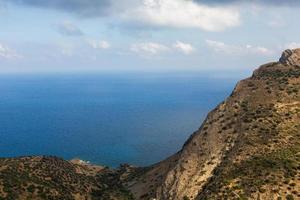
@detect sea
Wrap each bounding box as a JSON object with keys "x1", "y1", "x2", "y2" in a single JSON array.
[{"x1": 0, "y1": 72, "x2": 241, "y2": 167}]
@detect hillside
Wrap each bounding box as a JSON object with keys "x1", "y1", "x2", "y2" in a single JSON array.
[
  {"x1": 128, "y1": 49, "x2": 300, "y2": 200},
  {"x1": 0, "y1": 156, "x2": 134, "y2": 200},
  {"x1": 0, "y1": 49, "x2": 300, "y2": 200}
]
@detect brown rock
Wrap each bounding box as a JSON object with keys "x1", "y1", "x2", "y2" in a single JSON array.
[{"x1": 279, "y1": 48, "x2": 300, "y2": 66}]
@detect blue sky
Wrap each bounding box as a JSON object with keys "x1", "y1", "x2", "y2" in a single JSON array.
[{"x1": 0, "y1": 0, "x2": 300, "y2": 73}]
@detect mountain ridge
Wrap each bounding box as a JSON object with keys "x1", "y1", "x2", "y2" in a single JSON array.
[{"x1": 127, "y1": 48, "x2": 300, "y2": 200}]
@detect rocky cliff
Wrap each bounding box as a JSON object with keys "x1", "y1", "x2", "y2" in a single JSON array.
[
  {"x1": 0, "y1": 49, "x2": 299, "y2": 200},
  {"x1": 127, "y1": 49, "x2": 300, "y2": 200}
]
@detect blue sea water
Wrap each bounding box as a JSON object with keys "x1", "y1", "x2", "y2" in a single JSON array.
[{"x1": 0, "y1": 72, "x2": 239, "y2": 167}]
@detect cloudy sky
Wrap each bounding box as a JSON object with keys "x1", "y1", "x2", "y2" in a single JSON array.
[{"x1": 0, "y1": 0, "x2": 299, "y2": 73}]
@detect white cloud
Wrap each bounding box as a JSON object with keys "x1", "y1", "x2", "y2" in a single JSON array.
[
  {"x1": 87, "y1": 39, "x2": 111, "y2": 49},
  {"x1": 173, "y1": 41, "x2": 195, "y2": 55},
  {"x1": 206, "y1": 40, "x2": 273, "y2": 56},
  {"x1": 206, "y1": 40, "x2": 239, "y2": 54},
  {"x1": 120, "y1": 0, "x2": 240, "y2": 31},
  {"x1": 285, "y1": 42, "x2": 300, "y2": 50},
  {"x1": 57, "y1": 21, "x2": 83, "y2": 36},
  {"x1": 130, "y1": 42, "x2": 169, "y2": 55},
  {"x1": 246, "y1": 45, "x2": 274, "y2": 55},
  {"x1": 0, "y1": 43, "x2": 21, "y2": 59}
]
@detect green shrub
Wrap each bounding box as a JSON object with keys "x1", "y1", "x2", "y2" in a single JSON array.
[
  {"x1": 183, "y1": 196, "x2": 190, "y2": 200},
  {"x1": 286, "y1": 194, "x2": 294, "y2": 200}
]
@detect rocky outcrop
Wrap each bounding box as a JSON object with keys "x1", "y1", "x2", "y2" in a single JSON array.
[{"x1": 279, "y1": 48, "x2": 300, "y2": 66}]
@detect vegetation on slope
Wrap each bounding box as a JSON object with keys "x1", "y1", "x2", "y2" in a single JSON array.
[
  {"x1": 128, "y1": 49, "x2": 300, "y2": 200},
  {"x1": 198, "y1": 59, "x2": 300, "y2": 200},
  {"x1": 0, "y1": 156, "x2": 134, "y2": 200}
]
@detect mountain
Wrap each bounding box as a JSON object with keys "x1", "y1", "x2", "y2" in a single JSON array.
[
  {"x1": 0, "y1": 49, "x2": 299, "y2": 200},
  {"x1": 128, "y1": 48, "x2": 300, "y2": 200}
]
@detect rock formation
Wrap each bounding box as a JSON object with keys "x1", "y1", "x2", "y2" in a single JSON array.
[{"x1": 279, "y1": 48, "x2": 300, "y2": 66}]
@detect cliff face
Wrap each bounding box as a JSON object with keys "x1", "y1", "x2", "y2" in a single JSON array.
[
  {"x1": 0, "y1": 49, "x2": 299, "y2": 200},
  {"x1": 128, "y1": 49, "x2": 300, "y2": 200}
]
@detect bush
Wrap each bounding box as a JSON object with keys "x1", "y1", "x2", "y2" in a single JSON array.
[
  {"x1": 183, "y1": 196, "x2": 190, "y2": 200},
  {"x1": 286, "y1": 194, "x2": 294, "y2": 200}
]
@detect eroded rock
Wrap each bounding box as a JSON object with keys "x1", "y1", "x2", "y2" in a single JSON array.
[{"x1": 279, "y1": 48, "x2": 300, "y2": 66}]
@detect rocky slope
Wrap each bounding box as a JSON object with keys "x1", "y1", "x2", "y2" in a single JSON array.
[
  {"x1": 127, "y1": 49, "x2": 300, "y2": 200},
  {"x1": 0, "y1": 49, "x2": 299, "y2": 200}
]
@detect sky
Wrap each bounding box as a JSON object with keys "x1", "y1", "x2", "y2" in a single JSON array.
[{"x1": 0, "y1": 0, "x2": 300, "y2": 74}]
